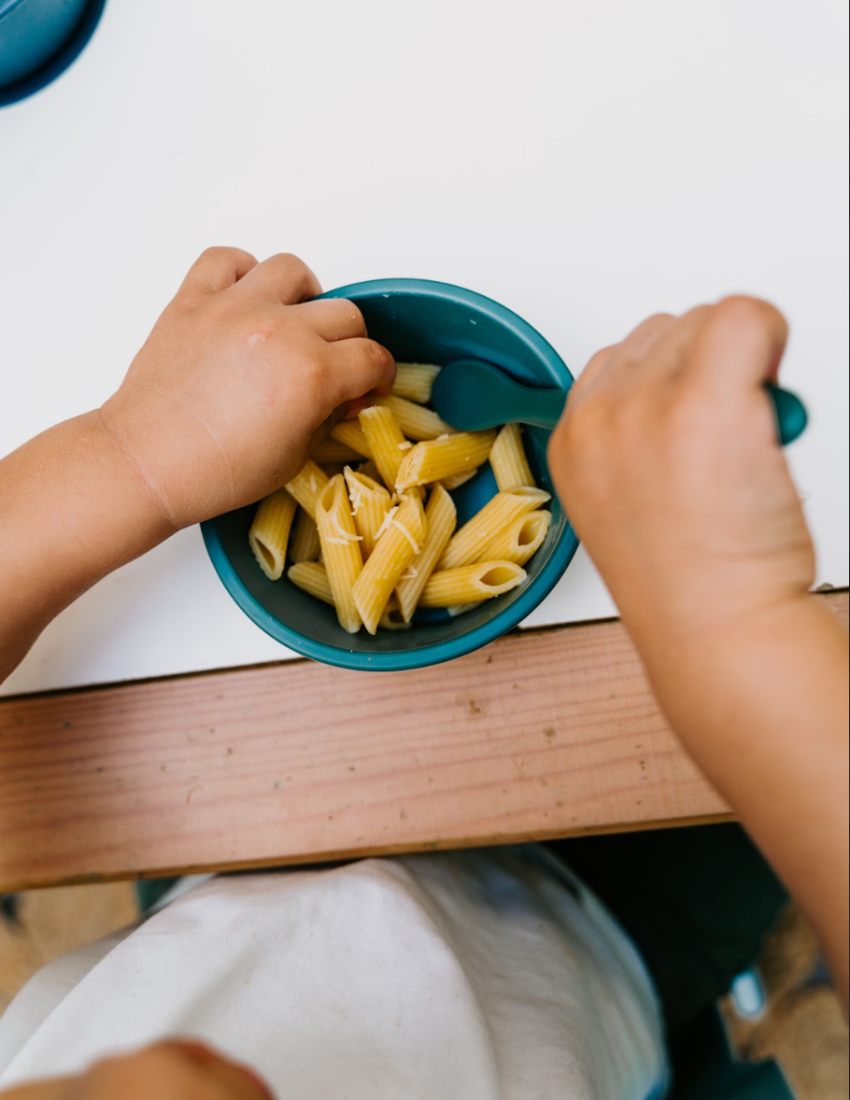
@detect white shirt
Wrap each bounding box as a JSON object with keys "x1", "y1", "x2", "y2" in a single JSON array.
[{"x1": 0, "y1": 847, "x2": 669, "y2": 1099}]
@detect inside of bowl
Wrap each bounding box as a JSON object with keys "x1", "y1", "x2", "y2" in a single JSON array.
[{"x1": 208, "y1": 284, "x2": 574, "y2": 659}]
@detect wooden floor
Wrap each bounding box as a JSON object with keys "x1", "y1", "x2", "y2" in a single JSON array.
[{"x1": 0, "y1": 589, "x2": 845, "y2": 893}]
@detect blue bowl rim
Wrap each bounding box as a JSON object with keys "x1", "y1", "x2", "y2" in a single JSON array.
[
  {"x1": 201, "y1": 277, "x2": 579, "y2": 672},
  {"x1": 0, "y1": 0, "x2": 107, "y2": 108}
]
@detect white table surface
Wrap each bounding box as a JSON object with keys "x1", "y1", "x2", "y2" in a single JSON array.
[{"x1": 1, "y1": 0, "x2": 847, "y2": 697}]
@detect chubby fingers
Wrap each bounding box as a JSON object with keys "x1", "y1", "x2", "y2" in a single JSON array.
[
  {"x1": 688, "y1": 296, "x2": 789, "y2": 391},
  {"x1": 238, "y1": 252, "x2": 322, "y2": 304},
  {"x1": 297, "y1": 298, "x2": 367, "y2": 342},
  {"x1": 327, "y1": 338, "x2": 396, "y2": 406},
  {"x1": 180, "y1": 246, "x2": 259, "y2": 294}
]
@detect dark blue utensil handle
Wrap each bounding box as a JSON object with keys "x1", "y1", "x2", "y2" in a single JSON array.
[{"x1": 519, "y1": 381, "x2": 806, "y2": 446}]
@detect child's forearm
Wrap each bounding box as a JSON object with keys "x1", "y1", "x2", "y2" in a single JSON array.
[
  {"x1": 0, "y1": 412, "x2": 173, "y2": 683},
  {"x1": 633, "y1": 596, "x2": 850, "y2": 1002}
]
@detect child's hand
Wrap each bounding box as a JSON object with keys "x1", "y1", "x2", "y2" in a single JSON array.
[
  {"x1": 100, "y1": 248, "x2": 395, "y2": 529},
  {"x1": 548, "y1": 296, "x2": 815, "y2": 646},
  {"x1": 0, "y1": 1039, "x2": 273, "y2": 1099}
]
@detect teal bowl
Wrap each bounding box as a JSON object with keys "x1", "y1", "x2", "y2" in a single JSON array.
[{"x1": 202, "y1": 278, "x2": 578, "y2": 671}]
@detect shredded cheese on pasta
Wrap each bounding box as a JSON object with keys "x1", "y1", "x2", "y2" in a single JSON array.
[
  {"x1": 398, "y1": 441, "x2": 413, "y2": 450},
  {"x1": 391, "y1": 519, "x2": 421, "y2": 555},
  {"x1": 330, "y1": 514, "x2": 362, "y2": 543},
  {"x1": 374, "y1": 505, "x2": 399, "y2": 542},
  {"x1": 345, "y1": 469, "x2": 366, "y2": 516},
  {"x1": 400, "y1": 566, "x2": 419, "y2": 581}
]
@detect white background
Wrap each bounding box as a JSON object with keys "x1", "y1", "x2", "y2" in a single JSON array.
[{"x1": 1, "y1": 0, "x2": 847, "y2": 696}]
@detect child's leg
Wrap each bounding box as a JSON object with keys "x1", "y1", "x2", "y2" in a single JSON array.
[{"x1": 546, "y1": 824, "x2": 787, "y2": 1038}]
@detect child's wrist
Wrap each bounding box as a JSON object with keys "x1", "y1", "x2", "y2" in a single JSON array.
[
  {"x1": 630, "y1": 590, "x2": 821, "y2": 707},
  {"x1": 77, "y1": 408, "x2": 177, "y2": 551},
  {"x1": 95, "y1": 402, "x2": 182, "y2": 535}
]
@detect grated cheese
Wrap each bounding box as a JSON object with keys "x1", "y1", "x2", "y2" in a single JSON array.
[
  {"x1": 331, "y1": 513, "x2": 362, "y2": 543},
  {"x1": 374, "y1": 505, "x2": 399, "y2": 542},
  {"x1": 345, "y1": 468, "x2": 366, "y2": 516},
  {"x1": 391, "y1": 518, "x2": 421, "y2": 555}
]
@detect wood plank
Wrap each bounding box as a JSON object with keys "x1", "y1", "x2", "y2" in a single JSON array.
[{"x1": 1, "y1": 590, "x2": 846, "y2": 892}]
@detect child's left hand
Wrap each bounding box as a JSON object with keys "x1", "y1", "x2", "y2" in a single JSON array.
[{"x1": 100, "y1": 248, "x2": 395, "y2": 529}]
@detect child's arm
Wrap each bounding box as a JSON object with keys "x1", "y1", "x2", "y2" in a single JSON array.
[
  {"x1": 0, "y1": 249, "x2": 394, "y2": 684},
  {"x1": 549, "y1": 297, "x2": 849, "y2": 1003}
]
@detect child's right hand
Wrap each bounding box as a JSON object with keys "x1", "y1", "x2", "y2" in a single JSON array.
[
  {"x1": 100, "y1": 248, "x2": 395, "y2": 530},
  {"x1": 548, "y1": 296, "x2": 816, "y2": 649}
]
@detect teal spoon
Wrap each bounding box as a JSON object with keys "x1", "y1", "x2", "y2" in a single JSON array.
[{"x1": 431, "y1": 359, "x2": 808, "y2": 446}]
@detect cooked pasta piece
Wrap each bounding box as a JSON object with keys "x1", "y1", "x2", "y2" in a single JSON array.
[
  {"x1": 438, "y1": 487, "x2": 551, "y2": 570},
  {"x1": 395, "y1": 484, "x2": 457, "y2": 622},
  {"x1": 392, "y1": 363, "x2": 441, "y2": 404},
  {"x1": 419, "y1": 561, "x2": 527, "y2": 607},
  {"x1": 372, "y1": 394, "x2": 456, "y2": 440},
  {"x1": 447, "y1": 601, "x2": 483, "y2": 617},
  {"x1": 379, "y1": 596, "x2": 411, "y2": 631},
  {"x1": 357, "y1": 458, "x2": 381, "y2": 482},
  {"x1": 352, "y1": 492, "x2": 427, "y2": 634},
  {"x1": 359, "y1": 405, "x2": 408, "y2": 491},
  {"x1": 476, "y1": 510, "x2": 552, "y2": 566},
  {"x1": 330, "y1": 421, "x2": 372, "y2": 458},
  {"x1": 403, "y1": 489, "x2": 428, "y2": 542},
  {"x1": 395, "y1": 430, "x2": 496, "y2": 491},
  {"x1": 312, "y1": 438, "x2": 363, "y2": 464},
  {"x1": 248, "y1": 489, "x2": 297, "y2": 580},
  {"x1": 289, "y1": 508, "x2": 321, "y2": 563},
  {"x1": 287, "y1": 561, "x2": 334, "y2": 605},
  {"x1": 489, "y1": 423, "x2": 535, "y2": 491},
  {"x1": 344, "y1": 466, "x2": 392, "y2": 557},
  {"x1": 441, "y1": 468, "x2": 479, "y2": 491},
  {"x1": 315, "y1": 475, "x2": 364, "y2": 633},
  {"x1": 285, "y1": 460, "x2": 329, "y2": 520}
]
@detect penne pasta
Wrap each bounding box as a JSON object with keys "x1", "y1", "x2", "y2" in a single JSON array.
[
  {"x1": 476, "y1": 510, "x2": 552, "y2": 566},
  {"x1": 392, "y1": 363, "x2": 441, "y2": 404},
  {"x1": 289, "y1": 508, "x2": 321, "y2": 563},
  {"x1": 441, "y1": 468, "x2": 479, "y2": 491},
  {"x1": 438, "y1": 487, "x2": 551, "y2": 570},
  {"x1": 352, "y1": 492, "x2": 427, "y2": 635},
  {"x1": 312, "y1": 438, "x2": 363, "y2": 464},
  {"x1": 395, "y1": 484, "x2": 457, "y2": 622},
  {"x1": 395, "y1": 430, "x2": 496, "y2": 491},
  {"x1": 447, "y1": 601, "x2": 484, "y2": 617},
  {"x1": 248, "y1": 489, "x2": 297, "y2": 580},
  {"x1": 357, "y1": 458, "x2": 381, "y2": 483},
  {"x1": 372, "y1": 394, "x2": 456, "y2": 440},
  {"x1": 419, "y1": 561, "x2": 527, "y2": 607},
  {"x1": 287, "y1": 561, "x2": 334, "y2": 605},
  {"x1": 330, "y1": 421, "x2": 372, "y2": 458},
  {"x1": 379, "y1": 596, "x2": 412, "y2": 631},
  {"x1": 315, "y1": 475, "x2": 364, "y2": 633},
  {"x1": 344, "y1": 466, "x2": 392, "y2": 557},
  {"x1": 285, "y1": 459, "x2": 330, "y2": 521},
  {"x1": 250, "y1": 389, "x2": 552, "y2": 632},
  {"x1": 359, "y1": 405, "x2": 408, "y2": 491},
  {"x1": 489, "y1": 423, "x2": 535, "y2": 491}
]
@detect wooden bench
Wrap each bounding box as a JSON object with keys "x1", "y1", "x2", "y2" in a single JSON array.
[{"x1": 1, "y1": 589, "x2": 845, "y2": 892}]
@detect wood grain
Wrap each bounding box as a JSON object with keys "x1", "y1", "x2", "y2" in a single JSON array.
[{"x1": 1, "y1": 591, "x2": 846, "y2": 892}]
